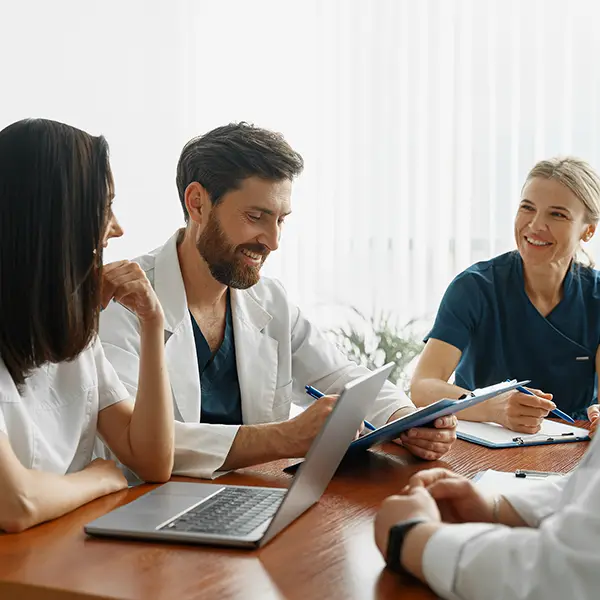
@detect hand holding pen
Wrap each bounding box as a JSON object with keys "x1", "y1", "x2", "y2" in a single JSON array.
[
  {"x1": 490, "y1": 383, "x2": 557, "y2": 434},
  {"x1": 505, "y1": 380, "x2": 575, "y2": 425},
  {"x1": 305, "y1": 385, "x2": 376, "y2": 433}
]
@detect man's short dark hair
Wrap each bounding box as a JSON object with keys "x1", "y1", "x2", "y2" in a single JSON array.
[
  {"x1": 176, "y1": 122, "x2": 304, "y2": 221},
  {"x1": 0, "y1": 119, "x2": 110, "y2": 388}
]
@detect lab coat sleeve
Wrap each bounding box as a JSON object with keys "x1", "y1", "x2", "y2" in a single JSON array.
[
  {"x1": 283, "y1": 286, "x2": 415, "y2": 428},
  {"x1": 421, "y1": 458, "x2": 600, "y2": 600},
  {"x1": 99, "y1": 300, "x2": 239, "y2": 479}
]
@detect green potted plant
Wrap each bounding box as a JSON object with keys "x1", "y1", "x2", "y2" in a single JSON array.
[{"x1": 330, "y1": 308, "x2": 425, "y2": 392}]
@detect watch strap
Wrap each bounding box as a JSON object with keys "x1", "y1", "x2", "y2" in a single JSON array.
[{"x1": 386, "y1": 517, "x2": 428, "y2": 574}]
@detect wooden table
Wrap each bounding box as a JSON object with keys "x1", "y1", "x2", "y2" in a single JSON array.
[{"x1": 0, "y1": 424, "x2": 590, "y2": 600}]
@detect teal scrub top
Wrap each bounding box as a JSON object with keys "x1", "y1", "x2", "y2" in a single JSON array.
[
  {"x1": 426, "y1": 251, "x2": 600, "y2": 418},
  {"x1": 190, "y1": 292, "x2": 243, "y2": 425}
]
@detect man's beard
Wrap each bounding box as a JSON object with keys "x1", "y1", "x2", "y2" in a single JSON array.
[{"x1": 196, "y1": 213, "x2": 268, "y2": 289}]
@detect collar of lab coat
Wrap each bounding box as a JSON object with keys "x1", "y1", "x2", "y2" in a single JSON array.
[
  {"x1": 152, "y1": 230, "x2": 277, "y2": 424},
  {"x1": 153, "y1": 230, "x2": 273, "y2": 334}
]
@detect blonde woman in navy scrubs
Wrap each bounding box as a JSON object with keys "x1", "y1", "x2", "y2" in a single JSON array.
[{"x1": 411, "y1": 157, "x2": 600, "y2": 438}]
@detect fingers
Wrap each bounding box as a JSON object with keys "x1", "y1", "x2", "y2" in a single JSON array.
[
  {"x1": 507, "y1": 417, "x2": 543, "y2": 434},
  {"x1": 426, "y1": 477, "x2": 474, "y2": 500},
  {"x1": 508, "y1": 403, "x2": 552, "y2": 419},
  {"x1": 101, "y1": 261, "x2": 143, "y2": 308},
  {"x1": 399, "y1": 425, "x2": 456, "y2": 460},
  {"x1": 401, "y1": 440, "x2": 445, "y2": 461},
  {"x1": 401, "y1": 437, "x2": 452, "y2": 458},
  {"x1": 433, "y1": 415, "x2": 457, "y2": 429},
  {"x1": 512, "y1": 391, "x2": 556, "y2": 412},
  {"x1": 402, "y1": 427, "x2": 456, "y2": 444},
  {"x1": 587, "y1": 404, "x2": 600, "y2": 421},
  {"x1": 408, "y1": 468, "x2": 458, "y2": 489},
  {"x1": 526, "y1": 387, "x2": 553, "y2": 400},
  {"x1": 111, "y1": 280, "x2": 149, "y2": 304},
  {"x1": 317, "y1": 394, "x2": 338, "y2": 408}
]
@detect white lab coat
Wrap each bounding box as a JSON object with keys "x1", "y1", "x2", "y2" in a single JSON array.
[
  {"x1": 99, "y1": 231, "x2": 413, "y2": 478},
  {"x1": 422, "y1": 432, "x2": 600, "y2": 599}
]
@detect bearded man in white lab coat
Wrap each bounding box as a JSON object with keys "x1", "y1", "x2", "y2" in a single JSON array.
[{"x1": 99, "y1": 122, "x2": 457, "y2": 479}]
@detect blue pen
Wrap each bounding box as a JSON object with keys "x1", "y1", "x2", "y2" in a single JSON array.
[
  {"x1": 305, "y1": 385, "x2": 376, "y2": 431},
  {"x1": 506, "y1": 380, "x2": 575, "y2": 424}
]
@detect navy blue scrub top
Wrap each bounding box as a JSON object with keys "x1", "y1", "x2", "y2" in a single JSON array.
[
  {"x1": 426, "y1": 251, "x2": 600, "y2": 418},
  {"x1": 190, "y1": 292, "x2": 243, "y2": 425}
]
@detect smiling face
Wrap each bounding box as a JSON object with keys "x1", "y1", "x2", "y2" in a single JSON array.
[
  {"x1": 195, "y1": 176, "x2": 292, "y2": 288},
  {"x1": 515, "y1": 176, "x2": 596, "y2": 268}
]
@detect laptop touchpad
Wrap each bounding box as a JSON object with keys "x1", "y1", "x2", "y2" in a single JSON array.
[{"x1": 88, "y1": 483, "x2": 223, "y2": 532}]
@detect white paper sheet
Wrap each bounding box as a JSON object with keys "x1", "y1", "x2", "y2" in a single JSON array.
[
  {"x1": 473, "y1": 469, "x2": 564, "y2": 495},
  {"x1": 457, "y1": 419, "x2": 589, "y2": 445}
]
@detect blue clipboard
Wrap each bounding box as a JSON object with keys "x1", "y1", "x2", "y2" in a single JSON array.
[
  {"x1": 283, "y1": 380, "x2": 530, "y2": 474},
  {"x1": 456, "y1": 424, "x2": 590, "y2": 448},
  {"x1": 348, "y1": 379, "x2": 530, "y2": 452},
  {"x1": 456, "y1": 433, "x2": 589, "y2": 448}
]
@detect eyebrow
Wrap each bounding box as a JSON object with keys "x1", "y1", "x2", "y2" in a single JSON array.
[
  {"x1": 248, "y1": 206, "x2": 292, "y2": 217},
  {"x1": 521, "y1": 199, "x2": 571, "y2": 213}
]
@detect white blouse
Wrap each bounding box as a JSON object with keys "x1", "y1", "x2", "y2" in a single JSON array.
[{"x1": 0, "y1": 338, "x2": 129, "y2": 474}]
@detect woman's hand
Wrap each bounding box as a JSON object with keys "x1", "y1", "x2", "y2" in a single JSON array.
[
  {"x1": 488, "y1": 387, "x2": 555, "y2": 433},
  {"x1": 102, "y1": 261, "x2": 164, "y2": 326},
  {"x1": 82, "y1": 458, "x2": 128, "y2": 495}
]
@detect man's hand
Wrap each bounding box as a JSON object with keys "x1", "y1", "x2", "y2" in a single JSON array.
[
  {"x1": 588, "y1": 404, "x2": 599, "y2": 438},
  {"x1": 374, "y1": 485, "x2": 441, "y2": 558},
  {"x1": 389, "y1": 410, "x2": 457, "y2": 460},
  {"x1": 489, "y1": 387, "x2": 555, "y2": 433},
  {"x1": 281, "y1": 395, "x2": 338, "y2": 457},
  {"x1": 406, "y1": 468, "x2": 494, "y2": 523}
]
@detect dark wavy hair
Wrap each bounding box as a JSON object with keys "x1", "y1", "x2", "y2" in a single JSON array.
[
  {"x1": 0, "y1": 118, "x2": 110, "y2": 387},
  {"x1": 176, "y1": 122, "x2": 304, "y2": 221}
]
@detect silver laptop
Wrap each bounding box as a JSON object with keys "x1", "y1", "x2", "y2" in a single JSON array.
[{"x1": 84, "y1": 363, "x2": 393, "y2": 549}]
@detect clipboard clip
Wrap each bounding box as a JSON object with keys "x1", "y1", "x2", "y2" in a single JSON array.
[{"x1": 512, "y1": 432, "x2": 575, "y2": 444}]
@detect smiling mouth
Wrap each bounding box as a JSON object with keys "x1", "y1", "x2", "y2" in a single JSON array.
[
  {"x1": 524, "y1": 235, "x2": 552, "y2": 247},
  {"x1": 240, "y1": 248, "x2": 265, "y2": 264}
]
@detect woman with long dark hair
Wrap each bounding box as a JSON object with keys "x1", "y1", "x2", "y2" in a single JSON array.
[{"x1": 0, "y1": 119, "x2": 174, "y2": 532}]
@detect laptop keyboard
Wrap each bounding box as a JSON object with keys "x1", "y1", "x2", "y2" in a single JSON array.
[{"x1": 162, "y1": 487, "x2": 286, "y2": 537}]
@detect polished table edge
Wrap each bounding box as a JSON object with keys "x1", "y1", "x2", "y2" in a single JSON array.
[
  {"x1": 0, "y1": 420, "x2": 591, "y2": 600},
  {"x1": 0, "y1": 580, "x2": 116, "y2": 600}
]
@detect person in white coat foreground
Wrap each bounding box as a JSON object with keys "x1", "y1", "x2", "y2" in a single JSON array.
[
  {"x1": 374, "y1": 432, "x2": 600, "y2": 599},
  {"x1": 99, "y1": 122, "x2": 457, "y2": 479},
  {"x1": 0, "y1": 119, "x2": 174, "y2": 533}
]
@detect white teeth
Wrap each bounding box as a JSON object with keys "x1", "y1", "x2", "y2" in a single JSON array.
[
  {"x1": 241, "y1": 249, "x2": 262, "y2": 260},
  {"x1": 525, "y1": 236, "x2": 551, "y2": 247}
]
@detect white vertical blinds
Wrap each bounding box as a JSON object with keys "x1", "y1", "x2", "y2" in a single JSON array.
[{"x1": 2, "y1": 0, "x2": 600, "y2": 330}]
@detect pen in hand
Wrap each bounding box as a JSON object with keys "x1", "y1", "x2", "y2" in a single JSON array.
[
  {"x1": 506, "y1": 380, "x2": 575, "y2": 425},
  {"x1": 305, "y1": 385, "x2": 376, "y2": 431}
]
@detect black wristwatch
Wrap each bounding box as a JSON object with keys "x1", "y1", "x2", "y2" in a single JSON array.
[{"x1": 386, "y1": 518, "x2": 428, "y2": 574}]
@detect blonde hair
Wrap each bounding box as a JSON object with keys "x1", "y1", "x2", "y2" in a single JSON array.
[{"x1": 523, "y1": 156, "x2": 600, "y2": 267}]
